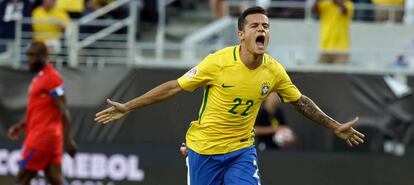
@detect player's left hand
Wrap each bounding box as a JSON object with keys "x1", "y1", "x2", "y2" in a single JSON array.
[
  {"x1": 333, "y1": 117, "x2": 365, "y2": 147},
  {"x1": 65, "y1": 139, "x2": 77, "y2": 158},
  {"x1": 95, "y1": 99, "x2": 129, "y2": 124}
]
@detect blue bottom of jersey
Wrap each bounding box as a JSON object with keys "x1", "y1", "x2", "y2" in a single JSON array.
[{"x1": 186, "y1": 146, "x2": 261, "y2": 185}]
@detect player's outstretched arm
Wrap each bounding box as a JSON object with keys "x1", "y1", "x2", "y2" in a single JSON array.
[
  {"x1": 95, "y1": 80, "x2": 184, "y2": 124},
  {"x1": 290, "y1": 95, "x2": 365, "y2": 147},
  {"x1": 7, "y1": 119, "x2": 26, "y2": 140}
]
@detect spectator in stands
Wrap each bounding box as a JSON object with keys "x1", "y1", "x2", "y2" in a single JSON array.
[
  {"x1": 56, "y1": 0, "x2": 85, "y2": 19},
  {"x1": 0, "y1": 0, "x2": 31, "y2": 52},
  {"x1": 372, "y1": 0, "x2": 404, "y2": 22},
  {"x1": 312, "y1": 0, "x2": 354, "y2": 64},
  {"x1": 255, "y1": 92, "x2": 296, "y2": 151},
  {"x1": 32, "y1": 0, "x2": 69, "y2": 54}
]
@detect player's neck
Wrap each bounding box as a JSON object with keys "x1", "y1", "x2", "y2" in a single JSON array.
[{"x1": 239, "y1": 45, "x2": 263, "y2": 70}]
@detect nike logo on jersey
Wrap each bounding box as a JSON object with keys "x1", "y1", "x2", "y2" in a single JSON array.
[{"x1": 221, "y1": 84, "x2": 234, "y2": 88}]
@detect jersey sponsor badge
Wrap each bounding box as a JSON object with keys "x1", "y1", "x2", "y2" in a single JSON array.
[{"x1": 184, "y1": 66, "x2": 198, "y2": 80}]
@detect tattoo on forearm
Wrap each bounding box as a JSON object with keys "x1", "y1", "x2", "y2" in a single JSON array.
[{"x1": 291, "y1": 95, "x2": 338, "y2": 130}]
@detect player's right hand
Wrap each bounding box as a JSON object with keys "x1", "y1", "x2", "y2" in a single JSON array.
[
  {"x1": 95, "y1": 99, "x2": 129, "y2": 124},
  {"x1": 7, "y1": 125, "x2": 22, "y2": 140}
]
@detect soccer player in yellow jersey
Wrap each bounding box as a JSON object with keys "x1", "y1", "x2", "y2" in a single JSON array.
[
  {"x1": 95, "y1": 6, "x2": 365, "y2": 185},
  {"x1": 312, "y1": 0, "x2": 354, "y2": 64}
]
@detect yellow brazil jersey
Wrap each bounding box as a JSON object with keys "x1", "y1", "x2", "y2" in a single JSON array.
[
  {"x1": 32, "y1": 7, "x2": 69, "y2": 41},
  {"x1": 177, "y1": 45, "x2": 301, "y2": 155},
  {"x1": 56, "y1": 0, "x2": 85, "y2": 13},
  {"x1": 319, "y1": 0, "x2": 354, "y2": 53},
  {"x1": 372, "y1": 0, "x2": 404, "y2": 6}
]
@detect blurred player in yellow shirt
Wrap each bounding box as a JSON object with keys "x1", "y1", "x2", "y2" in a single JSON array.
[
  {"x1": 32, "y1": 0, "x2": 69, "y2": 54},
  {"x1": 56, "y1": 0, "x2": 85, "y2": 18},
  {"x1": 95, "y1": 6, "x2": 365, "y2": 185},
  {"x1": 312, "y1": 0, "x2": 354, "y2": 64},
  {"x1": 371, "y1": 0, "x2": 404, "y2": 22}
]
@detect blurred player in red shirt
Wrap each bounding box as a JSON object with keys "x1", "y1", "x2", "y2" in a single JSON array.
[{"x1": 7, "y1": 41, "x2": 77, "y2": 185}]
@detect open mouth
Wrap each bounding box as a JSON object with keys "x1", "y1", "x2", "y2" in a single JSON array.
[{"x1": 256, "y1": 35, "x2": 265, "y2": 48}]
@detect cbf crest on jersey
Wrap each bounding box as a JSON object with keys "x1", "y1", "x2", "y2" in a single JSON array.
[
  {"x1": 184, "y1": 66, "x2": 198, "y2": 80},
  {"x1": 261, "y1": 82, "x2": 270, "y2": 96}
]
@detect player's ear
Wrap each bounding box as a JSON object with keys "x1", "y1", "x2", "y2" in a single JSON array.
[{"x1": 238, "y1": 30, "x2": 244, "y2": 42}]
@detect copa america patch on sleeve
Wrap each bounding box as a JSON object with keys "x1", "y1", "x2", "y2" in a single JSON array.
[
  {"x1": 184, "y1": 66, "x2": 198, "y2": 80},
  {"x1": 50, "y1": 85, "x2": 65, "y2": 97}
]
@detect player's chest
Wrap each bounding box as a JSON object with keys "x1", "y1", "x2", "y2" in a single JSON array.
[
  {"x1": 216, "y1": 67, "x2": 274, "y2": 100},
  {"x1": 29, "y1": 76, "x2": 48, "y2": 99}
]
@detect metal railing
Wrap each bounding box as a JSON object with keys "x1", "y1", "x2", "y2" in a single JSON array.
[
  {"x1": 4, "y1": 0, "x2": 140, "y2": 68},
  {"x1": 155, "y1": 0, "x2": 178, "y2": 60},
  {"x1": 67, "y1": 0, "x2": 140, "y2": 67},
  {"x1": 227, "y1": 0, "x2": 408, "y2": 23}
]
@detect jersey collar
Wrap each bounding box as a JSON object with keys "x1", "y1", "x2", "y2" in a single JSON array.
[{"x1": 234, "y1": 45, "x2": 267, "y2": 65}]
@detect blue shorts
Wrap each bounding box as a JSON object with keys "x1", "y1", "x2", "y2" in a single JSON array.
[{"x1": 186, "y1": 146, "x2": 261, "y2": 185}]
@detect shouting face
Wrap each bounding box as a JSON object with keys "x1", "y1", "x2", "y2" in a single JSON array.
[{"x1": 238, "y1": 13, "x2": 270, "y2": 55}]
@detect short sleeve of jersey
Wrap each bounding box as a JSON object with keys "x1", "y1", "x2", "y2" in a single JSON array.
[
  {"x1": 46, "y1": 73, "x2": 64, "y2": 97},
  {"x1": 272, "y1": 64, "x2": 301, "y2": 103},
  {"x1": 177, "y1": 54, "x2": 220, "y2": 92}
]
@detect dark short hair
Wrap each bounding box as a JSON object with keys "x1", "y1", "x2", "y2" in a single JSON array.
[
  {"x1": 27, "y1": 41, "x2": 48, "y2": 57},
  {"x1": 238, "y1": 6, "x2": 267, "y2": 31}
]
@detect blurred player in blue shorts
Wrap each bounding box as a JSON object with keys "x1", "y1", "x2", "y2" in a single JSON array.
[{"x1": 95, "y1": 6, "x2": 365, "y2": 185}]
